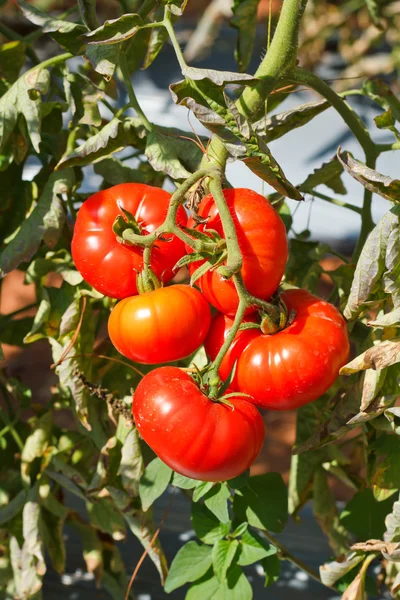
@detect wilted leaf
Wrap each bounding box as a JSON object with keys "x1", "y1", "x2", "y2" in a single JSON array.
[
  {"x1": 83, "y1": 13, "x2": 143, "y2": 45},
  {"x1": 145, "y1": 128, "x2": 203, "y2": 179},
  {"x1": 68, "y1": 514, "x2": 103, "y2": 584},
  {"x1": 384, "y1": 407, "x2": 400, "y2": 435},
  {"x1": 254, "y1": 99, "x2": 330, "y2": 143},
  {"x1": 40, "y1": 507, "x2": 66, "y2": 574},
  {"x1": 85, "y1": 43, "x2": 120, "y2": 81},
  {"x1": 231, "y1": 0, "x2": 261, "y2": 72},
  {"x1": 118, "y1": 427, "x2": 143, "y2": 497},
  {"x1": 384, "y1": 493, "x2": 400, "y2": 543},
  {"x1": 341, "y1": 340, "x2": 400, "y2": 373},
  {"x1": 0, "y1": 66, "x2": 49, "y2": 152},
  {"x1": 369, "y1": 308, "x2": 400, "y2": 328},
  {"x1": 320, "y1": 552, "x2": 365, "y2": 587},
  {"x1": 19, "y1": 0, "x2": 86, "y2": 54},
  {"x1": 21, "y1": 412, "x2": 53, "y2": 482},
  {"x1": 87, "y1": 498, "x2": 126, "y2": 540},
  {"x1": 344, "y1": 206, "x2": 400, "y2": 320},
  {"x1": 182, "y1": 65, "x2": 258, "y2": 86},
  {"x1": 300, "y1": 155, "x2": 346, "y2": 195},
  {"x1": 143, "y1": 8, "x2": 170, "y2": 68},
  {"x1": 338, "y1": 150, "x2": 400, "y2": 203},
  {"x1": 341, "y1": 569, "x2": 366, "y2": 600}
]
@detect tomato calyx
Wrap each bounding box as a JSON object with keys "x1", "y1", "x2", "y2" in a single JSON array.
[
  {"x1": 112, "y1": 202, "x2": 143, "y2": 245},
  {"x1": 258, "y1": 292, "x2": 292, "y2": 335}
]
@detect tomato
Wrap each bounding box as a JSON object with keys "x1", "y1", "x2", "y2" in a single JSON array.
[
  {"x1": 204, "y1": 313, "x2": 259, "y2": 383},
  {"x1": 133, "y1": 367, "x2": 265, "y2": 481},
  {"x1": 108, "y1": 284, "x2": 211, "y2": 364},
  {"x1": 186, "y1": 188, "x2": 288, "y2": 315},
  {"x1": 72, "y1": 183, "x2": 187, "y2": 299},
  {"x1": 236, "y1": 289, "x2": 350, "y2": 410}
]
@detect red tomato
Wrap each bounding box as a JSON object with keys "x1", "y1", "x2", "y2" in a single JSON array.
[
  {"x1": 72, "y1": 183, "x2": 187, "y2": 299},
  {"x1": 133, "y1": 367, "x2": 265, "y2": 481},
  {"x1": 186, "y1": 188, "x2": 288, "y2": 315},
  {"x1": 236, "y1": 289, "x2": 350, "y2": 410},
  {"x1": 108, "y1": 285, "x2": 211, "y2": 364},
  {"x1": 204, "y1": 313, "x2": 259, "y2": 383}
]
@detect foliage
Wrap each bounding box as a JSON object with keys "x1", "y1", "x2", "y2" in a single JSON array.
[{"x1": 0, "y1": 0, "x2": 400, "y2": 598}]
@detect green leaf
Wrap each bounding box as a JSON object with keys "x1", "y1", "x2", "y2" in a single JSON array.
[
  {"x1": 87, "y1": 498, "x2": 126, "y2": 540},
  {"x1": 338, "y1": 150, "x2": 400, "y2": 203},
  {"x1": 228, "y1": 470, "x2": 250, "y2": 489},
  {"x1": 68, "y1": 514, "x2": 103, "y2": 583},
  {"x1": 118, "y1": 427, "x2": 143, "y2": 497},
  {"x1": 237, "y1": 529, "x2": 277, "y2": 566},
  {"x1": 57, "y1": 117, "x2": 145, "y2": 168},
  {"x1": 0, "y1": 65, "x2": 50, "y2": 152},
  {"x1": 365, "y1": 0, "x2": 385, "y2": 28},
  {"x1": 0, "y1": 170, "x2": 74, "y2": 278},
  {"x1": 320, "y1": 552, "x2": 365, "y2": 587},
  {"x1": 172, "y1": 472, "x2": 198, "y2": 489},
  {"x1": 384, "y1": 407, "x2": 400, "y2": 435},
  {"x1": 233, "y1": 473, "x2": 288, "y2": 533},
  {"x1": 204, "y1": 483, "x2": 231, "y2": 523},
  {"x1": 21, "y1": 413, "x2": 53, "y2": 482},
  {"x1": 193, "y1": 481, "x2": 214, "y2": 502},
  {"x1": 40, "y1": 507, "x2": 66, "y2": 574},
  {"x1": 19, "y1": 0, "x2": 86, "y2": 54},
  {"x1": 187, "y1": 565, "x2": 252, "y2": 600},
  {"x1": 145, "y1": 128, "x2": 202, "y2": 179},
  {"x1": 344, "y1": 206, "x2": 400, "y2": 320},
  {"x1": 340, "y1": 488, "x2": 395, "y2": 541},
  {"x1": 191, "y1": 502, "x2": 231, "y2": 545},
  {"x1": 83, "y1": 13, "x2": 143, "y2": 45},
  {"x1": 231, "y1": 0, "x2": 261, "y2": 72},
  {"x1": 0, "y1": 490, "x2": 26, "y2": 526},
  {"x1": 143, "y1": 8, "x2": 170, "y2": 68},
  {"x1": 300, "y1": 155, "x2": 346, "y2": 195},
  {"x1": 254, "y1": 99, "x2": 330, "y2": 143},
  {"x1": 85, "y1": 43, "x2": 120, "y2": 81},
  {"x1": 139, "y1": 457, "x2": 172, "y2": 511},
  {"x1": 362, "y1": 79, "x2": 400, "y2": 121},
  {"x1": 0, "y1": 41, "x2": 26, "y2": 83},
  {"x1": 164, "y1": 541, "x2": 212, "y2": 593},
  {"x1": 313, "y1": 467, "x2": 351, "y2": 556},
  {"x1": 212, "y1": 539, "x2": 239, "y2": 582},
  {"x1": 370, "y1": 435, "x2": 400, "y2": 492},
  {"x1": 261, "y1": 553, "x2": 281, "y2": 587},
  {"x1": 94, "y1": 156, "x2": 147, "y2": 185}
]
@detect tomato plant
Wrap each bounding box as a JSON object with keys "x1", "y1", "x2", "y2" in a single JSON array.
[
  {"x1": 1, "y1": 0, "x2": 400, "y2": 598},
  {"x1": 72, "y1": 183, "x2": 188, "y2": 298},
  {"x1": 133, "y1": 366, "x2": 265, "y2": 481},
  {"x1": 108, "y1": 284, "x2": 211, "y2": 363},
  {"x1": 186, "y1": 188, "x2": 288, "y2": 315}
]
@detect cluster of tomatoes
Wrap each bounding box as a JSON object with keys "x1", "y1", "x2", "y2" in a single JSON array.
[{"x1": 72, "y1": 183, "x2": 350, "y2": 482}]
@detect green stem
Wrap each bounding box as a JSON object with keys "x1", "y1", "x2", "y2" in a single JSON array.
[
  {"x1": 290, "y1": 68, "x2": 376, "y2": 163},
  {"x1": 260, "y1": 529, "x2": 324, "y2": 585},
  {"x1": 32, "y1": 52, "x2": 73, "y2": 72},
  {"x1": 163, "y1": 9, "x2": 187, "y2": 71},
  {"x1": 119, "y1": 52, "x2": 153, "y2": 132},
  {"x1": 375, "y1": 141, "x2": 400, "y2": 153},
  {"x1": 311, "y1": 190, "x2": 362, "y2": 214},
  {"x1": 238, "y1": 0, "x2": 308, "y2": 121}
]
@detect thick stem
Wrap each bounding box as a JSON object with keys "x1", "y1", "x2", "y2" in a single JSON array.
[
  {"x1": 119, "y1": 53, "x2": 153, "y2": 132},
  {"x1": 290, "y1": 68, "x2": 376, "y2": 163},
  {"x1": 29, "y1": 52, "x2": 73, "y2": 72},
  {"x1": 238, "y1": 0, "x2": 308, "y2": 121},
  {"x1": 163, "y1": 9, "x2": 186, "y2": 71}
]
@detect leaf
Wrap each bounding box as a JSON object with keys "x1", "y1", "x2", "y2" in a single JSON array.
[
  {"x1": 83, "y1": 13, "x2": 143, "y2": 45},
  {"x1": 338, "y1": 150, "x2": 400, "y2": 203},
  {"x1": 187, "y1": 565, "x2": 252, "y2": 600},
  {"x1": 0, "y1": 41, "x2": 27, "y2": 83},
  {"x1": 19, "y1": 0, "x2": 86, "y2": 54},
  {"x1": 231, "y1": 0, "x2": 261, "y2": 72},
  {"x1": 193, "y1": 481, "x2": 214, "y2": 502},
  {"x1": 57, "y1": 117, "x2": 145, "y2": 168},
  {"x1": 87, "y1": 498, "x2": 126, "y2": 540},
  {"x1": 68, "y1": 514, "x2": 103, "y2": 584},
  {"x1": 370, "y1": 435, "x2": 400, "y2": 492},
  {"x1": 369, "y1": 308, "x2": 400, "y2": 328},
  {"x1": 344, "y1": 206, "x2": 400, "y2": 320},
  {"x1": 203, "y1": 483, "x2": 231, "y2": 523},
  {"x1": 313, "y1": 467, "x2": 351, "y2": 555},
  {"x1": 164, "y1": 541, "x2": 213, "y2": 593},
  {"x1": 0, "y1": 169, "x2": 73, "y2": 277},
  {"x1": 212, "y1": 539, "x2": 239, "y2": 582},
  {"x1": 384, "y1": 493, "x2": 400, "y2": 543},
  {"x1": 118, "y1": 427, "x2": 143, "y2": 497},
  {"x1": 300, "y1": 155, "x2": 346, "y2": 195},
  {"x1": 191, "y1": 502, "x2": 231, "y2": 545},
  {"x1": 233, "y1": 473, "x2": 288, "y2": 533},
  {"x1": 384, "y1": 407, "x2": 400, "y2": 435},
  {"x1": 40, "y1": 507, "x2": 66, "y2": 574},
  {"x1": 365, "y1": 0, "x2": 385, "y2": 28},
  {"x1": 171, "y1": 472, "x2": 198, "y2": 489},
  {"x1": 143, "y1": 7, "x2": 170, "y2": 68},
  {"x1": 145, "y1": 128, "x2": 200, "y2": 179},
  {"x1": 261, "y1": 554, "x2": 281, "y2": 586},
  {"x1": 0, "y1": 65, "x2": 49, "y2": 152},
  {"x1": 182, "y1": 65, "x2": 258, "y2": 87},
  {"x1": 139, "y1": 457, "x2": 172, "y2": 511},
  {"x1": 254, "y1": 99, "x2": 330, "y2": 143},
  {"x1": 85, "y1": 43, "x2": 120, "y2": 81},
  {"x1": 21, "y1": 413, "x2": 53, "y2": 482},
  {"x1": 320, "y1": 552, "x2": 365, "y2": 587},
  {"x1": 237, "y1": 529, "x2": 277, "y2": 566},
  {"x1": 341, "y1": 489, "x2": 395, "y2": 541},
  {"x1": 94, "y1": 156, "x2": 147, "y2": 185},
  {"x1": 0, "y1": 489, "x2": 26, "y2": 526},
  {"x1": 341, "y1": 340, "x2": 400, "y2": 373},
  {"x1": 341, "y1": 569, "x2": 367, "y2": 600}
]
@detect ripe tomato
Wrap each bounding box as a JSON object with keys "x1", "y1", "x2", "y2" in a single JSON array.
[
  {"x1": 133, "y1": 367, "x2": 265, "y2": 481},
  {"x1": 236, "y1": 289, "x2": 350, "y2": 410},
  {"x1": 108, "y1": 285, "x2": 211, "y2": 364},
  {"x1": 186, "y1": 188, "x2": 288, "y2": 316},
  {"x1": 204, "y1": 313, "x2": 259, "y2": 383},
  {"x1": 72, "y1": 183, "x2": 187, "y2": 299}
]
